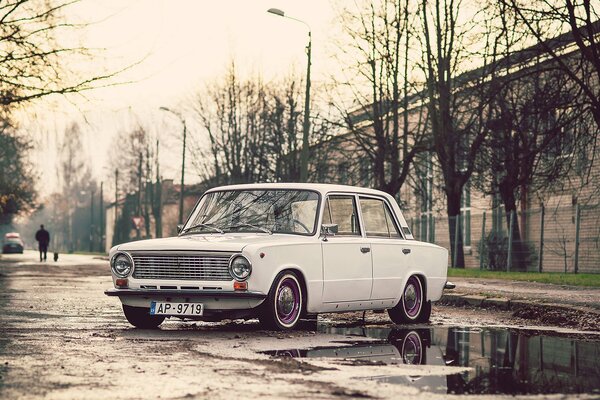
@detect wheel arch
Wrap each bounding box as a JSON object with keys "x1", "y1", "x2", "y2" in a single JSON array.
[
  {"x1": 413, "y1": 273, "x2": 428, "y2": 301},
  {"x1": 394, "y1": 271, "x2": 429, "y2": 307}
]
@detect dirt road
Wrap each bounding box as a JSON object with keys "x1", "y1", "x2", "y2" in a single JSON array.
[{"x1": 1, "y1": 252, "x2": 598, "y2": 399}]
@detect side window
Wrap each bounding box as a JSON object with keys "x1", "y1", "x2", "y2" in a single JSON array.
[
  {"x1": 360, "y1": 198, "x2": 401, "y2": 238},
  {"x1": 322, "y1": 195, "x2": 361, "y2": 236}
]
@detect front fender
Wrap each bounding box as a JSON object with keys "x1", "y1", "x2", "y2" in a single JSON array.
[{"x1": 244, "y1": 243, "x2": 322, "y2": 314}]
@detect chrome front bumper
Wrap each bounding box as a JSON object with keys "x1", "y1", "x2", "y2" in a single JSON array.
[
  {"x1": 104, "y1": 288, "x2": 266, "y2": 299},
  {"x1": 104, "y1": 288, "x2": 267, "y2": 314}
]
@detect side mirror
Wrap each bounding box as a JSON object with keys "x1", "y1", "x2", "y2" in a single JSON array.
[
  {"x1": 321, "y1": 224, "x2": 338, "y2": 240},
  {"x1": 177, "y1": 224, "x2": 184, "y2": 234}
]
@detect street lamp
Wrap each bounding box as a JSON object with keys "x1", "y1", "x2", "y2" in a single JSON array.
[
  {"x1": 267, "y1": 7, "x2": 312, "y2": 182},
  {"x1": 159, "y1": 106, "x2": 187, "y2": 225}
]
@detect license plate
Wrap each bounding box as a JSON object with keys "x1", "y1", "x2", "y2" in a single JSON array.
[{"x1": 150, "y1": 301, "x2": 203, "y2": 316}]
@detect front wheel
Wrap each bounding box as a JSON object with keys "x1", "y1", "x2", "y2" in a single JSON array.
[
  {"x1": 388, "y1": 275, "x2": 430, "y2": 324},
  {"x1": 122, "y1": 304, "x2": 165, "y2": 329},
  {"x1": 259, "y1": 271, "x2": 303, "y2": 330}
]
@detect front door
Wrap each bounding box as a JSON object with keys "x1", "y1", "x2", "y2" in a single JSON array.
[{"x1": 321, "y1": 195, "x2": 372, "y2": 303}]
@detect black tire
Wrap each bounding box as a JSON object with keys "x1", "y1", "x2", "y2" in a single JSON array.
[
  {"x1": 388, "y1": 275, "x2": 429, "y2": 324},
  {"x1": 122, "y1": 304, "x2": 165, "y2": 329},
  {"x1": 417, "y1": 300, "x2": 432, "y2": 323},
  {"x1": 259, "y1": 271, "x2": 304, "y2": 330}
]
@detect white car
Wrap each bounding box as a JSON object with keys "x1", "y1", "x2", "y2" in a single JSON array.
[{"x1": 105, "y1": 183, "x2": 449, "y2": 330}]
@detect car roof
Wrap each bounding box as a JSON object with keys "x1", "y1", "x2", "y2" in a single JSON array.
[
  {"x1": 4, "y1": 232, "x2": 20, "y2": 238},
  {"x1": 207, "y1": 183, "x2": 393, "y2": 198}
]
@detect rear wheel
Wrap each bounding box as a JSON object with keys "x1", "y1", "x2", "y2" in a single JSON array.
[
  {"x1": 122, "y1": 304, "x2": 165, "y2": 329},
  {"x1": 259, "y1": 271, "x2": 303, "y2": 330},
  {"x1": 388, "y1": 275, "x2": 430, "y2": 324}
]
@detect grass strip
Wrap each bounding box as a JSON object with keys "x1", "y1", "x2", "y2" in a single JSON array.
[{"x1": 447, "y1": 268, "x2": 600, "y2": 287}]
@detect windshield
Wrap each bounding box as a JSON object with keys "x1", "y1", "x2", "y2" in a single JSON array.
[{"x1": 183, "y1": 189, "x2": 320, "y2": 236}]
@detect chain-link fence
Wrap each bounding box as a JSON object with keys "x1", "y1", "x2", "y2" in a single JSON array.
[{"x1": 409, "y1": 204, "x2": 600, "y2": 273}]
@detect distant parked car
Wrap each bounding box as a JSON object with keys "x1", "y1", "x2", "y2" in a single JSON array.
[
  {"x1": 105, "y1": 183, "x2": 450, "y2": 330},
  {"x1": 3, "y1": 232, "x2": 24, "y2": 254}
]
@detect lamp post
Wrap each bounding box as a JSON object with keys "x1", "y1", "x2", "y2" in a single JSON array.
[
  {"x1": 159, "y1": 106, "x2": 187, "y2": 225},
  {"x1": 267, "y1": 7, "x2": 311, "y2": 182}
]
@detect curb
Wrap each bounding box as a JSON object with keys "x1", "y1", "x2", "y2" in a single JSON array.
[{"x1": 440, "y1": 293, "x2": 600, "y2": 317}]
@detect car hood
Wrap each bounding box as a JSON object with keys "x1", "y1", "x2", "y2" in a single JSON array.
[{"x1": 116, "y1": 234, "x2": 310, "y2": 253}]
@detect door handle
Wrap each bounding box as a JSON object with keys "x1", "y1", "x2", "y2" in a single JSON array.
[
  {"x1": 360, "y1": 247, "x2": 370, "y2": 253},
  {"x1": 402, "y1": 248, "x2": 411, "y2": 255}
]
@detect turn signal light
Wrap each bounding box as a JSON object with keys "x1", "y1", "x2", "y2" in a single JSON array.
[
  {"x1": 116, "y1": 278, "x2": 128, "y2": 288},
  {"x1": 233, "y1": 281, "x2": 248, "y2": 291}
]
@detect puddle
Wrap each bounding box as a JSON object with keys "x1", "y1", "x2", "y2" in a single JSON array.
[{"x1": 263, "y1": 325, "x2": 600, "y2": 395}]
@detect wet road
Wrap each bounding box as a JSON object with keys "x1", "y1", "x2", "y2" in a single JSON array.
[{"x1": 1, "y1": 251, "x2": 599, "y2": 399}]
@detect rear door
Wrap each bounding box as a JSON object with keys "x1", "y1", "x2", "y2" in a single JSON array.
[{"x1": 358, "y1": 196, "x2": 409, "y2": 300}]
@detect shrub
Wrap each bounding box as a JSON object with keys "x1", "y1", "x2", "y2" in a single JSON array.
[{"x1": 478, "y1": 232, "x2": 538, "y2": 271}]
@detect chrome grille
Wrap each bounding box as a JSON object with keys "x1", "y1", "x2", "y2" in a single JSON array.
[{"x1": 132, "y1": 253, "x2": 233, "y2": 281}]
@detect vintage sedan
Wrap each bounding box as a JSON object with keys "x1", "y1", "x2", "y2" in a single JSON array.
[{"x1": 105, "y1": 183, "x2": 449, "y2": 330}]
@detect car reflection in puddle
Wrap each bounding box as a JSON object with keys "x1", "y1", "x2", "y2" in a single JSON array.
[{"x1": 262, "y1": 326, "x2": 600, "y2": 395}]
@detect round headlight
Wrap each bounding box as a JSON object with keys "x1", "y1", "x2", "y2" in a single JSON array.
[
  {"x1": 229, "y1": 255, "x2": 252, "y2": 281},
  {"x1": 111, "y1": 253, "x2": 133, "y2": 278}
]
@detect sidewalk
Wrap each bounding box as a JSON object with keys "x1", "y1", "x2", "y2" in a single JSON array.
[{"x1": 441, "y1": 277, "x2": 600, "y2": 330}]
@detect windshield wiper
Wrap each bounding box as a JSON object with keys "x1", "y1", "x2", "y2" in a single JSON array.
[
  {"x1": 181, "y1": 223, "x2": 224, "y2": 234},
  {"x1": 228, "y1": 223, "x2": 272, "y2": 235}
]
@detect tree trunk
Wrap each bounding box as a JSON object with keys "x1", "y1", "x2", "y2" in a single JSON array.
[
  {"x1": 447, "y1": 189, "x2": 465, "y2": 268},
  {"x1": 498, "y1": 182, "x2": 529, "y2": 271}
]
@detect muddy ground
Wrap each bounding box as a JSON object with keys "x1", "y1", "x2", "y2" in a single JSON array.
[{"x1": 0, "y1": 252, "x2": 599, "y2": 399}]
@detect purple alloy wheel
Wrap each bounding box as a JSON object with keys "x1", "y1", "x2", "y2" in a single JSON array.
[
  {"x1": 401, "y1": 331, "x2": 423, "y2": 364},
  {"x1": 276, "y1": 277, "x2": 301, "y2": 325},
  {"x1": 403, "y1": 276, "x2": 422, "y2": 319}
]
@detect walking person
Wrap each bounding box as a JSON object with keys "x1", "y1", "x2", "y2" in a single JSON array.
[{"x1": 35, "y1": 224, "x2": 50, "y2": 262}]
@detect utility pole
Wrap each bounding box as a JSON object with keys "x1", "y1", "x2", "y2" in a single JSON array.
[
  {"x1": 180, "y1": 122, "x2": 186, "y2": 224},
  {"x1": 144, "y1": 147, "x2": 151, "y2": 238},
  {"x1": 159, "y1": 107, "x2": 186, "y2": 224},
  {"x1": 114, "y1": 169, "x2": 119, "y2": 240},
  {"x1": 100, "y1": 182, "x2": 104, "y2": 253},
  {"x1": 136, "y1": 154, "x2": 142, "y2": 239},
  {"x1": 300, "y1": 30, "x2": 311, "y2": 182},
  {"x1": 90, "y1": 189, "x2": 95, "y2": 252},
  {"x1": 155, "y1": 139, "x2": 162, "y2": 238}
]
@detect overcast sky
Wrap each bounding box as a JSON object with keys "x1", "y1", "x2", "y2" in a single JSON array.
[{"x1": 26, "y1": 0, "x2": 337, "y2": 196}]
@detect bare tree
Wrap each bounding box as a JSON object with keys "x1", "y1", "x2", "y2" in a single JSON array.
[
  {"x1": 265, "y1": 76, "x2": 303, "y2": 182},
  {"x1": 190, "y1": 63, "x2": 328, "y2": 184},
  {"x1": 0, "y1": 0, "x2": 126, "y2": 106},
  {"x1": 0, "y1": 0, "x2": 137, "y2": 225},
  {"x1": 419, "y1": 0, "x2": 491, "y2": 267},
  {"x1": 464, "y1": 1, "x2": 596, "y2": 269},
  {"x1": 504, "y1": 1, "x2": 600, "y2": 130},
  {"x1": 57, "y1": 122, "x2": 96, "y2": 251},
  {"x1": 191, "y1": 63, "x2": 270, "y2": 184},
  {"x1": 0, "y1": 121, "x2": 36, "y2": 224},
  {"x1": 331, "y1": 0, "x2": 428, "y2": 197},
  {"x1": 483, "y1": 68, "x2": 585, "y2": 267},
  {"x1": 108, "y1": 125, "x2": 157, "y2": 239}
]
